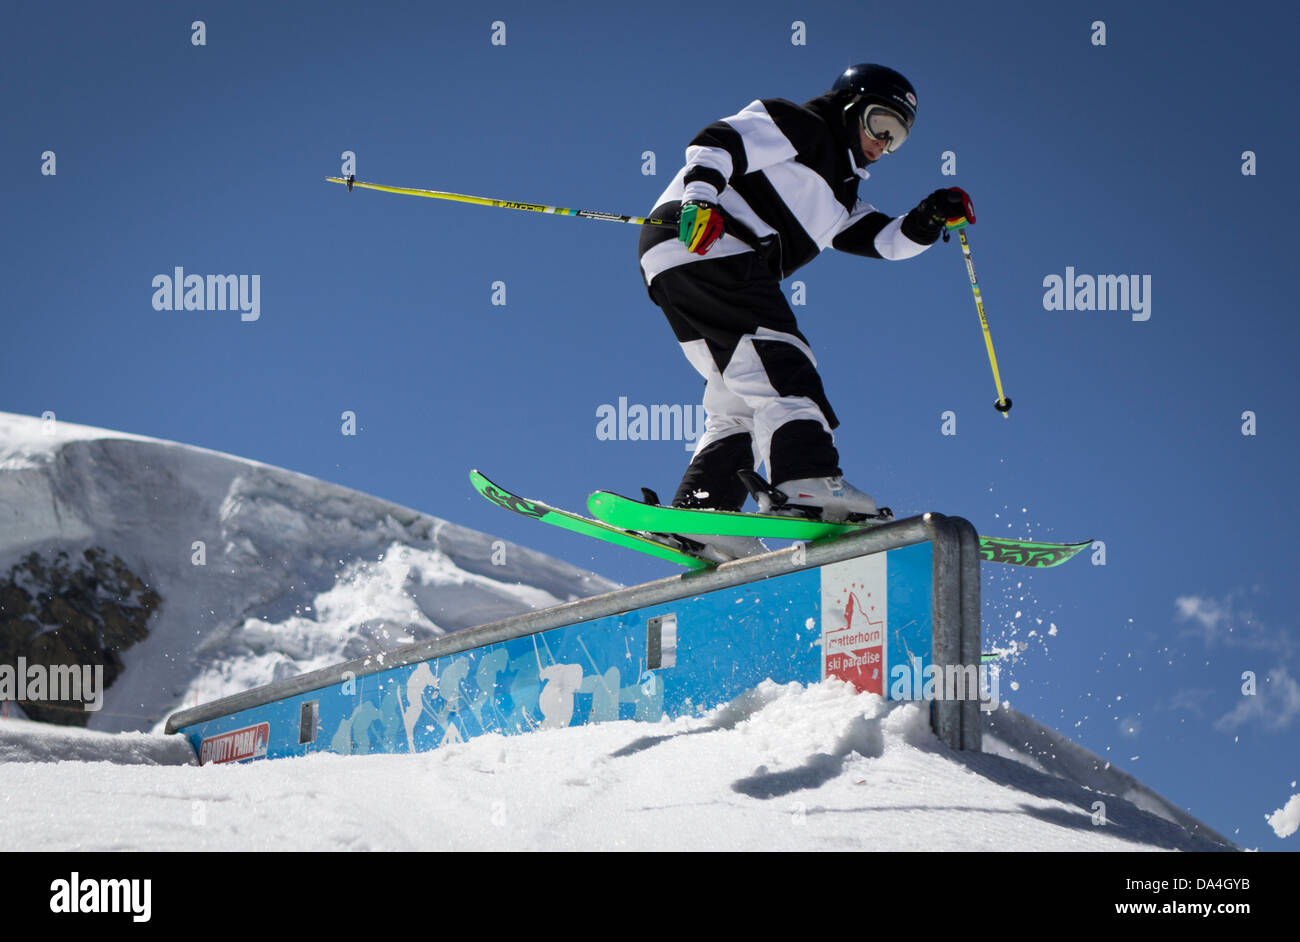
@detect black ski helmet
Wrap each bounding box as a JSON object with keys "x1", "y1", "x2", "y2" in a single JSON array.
[{"x1": 832, "y1": 63, "x2": 917, "y2": 129}]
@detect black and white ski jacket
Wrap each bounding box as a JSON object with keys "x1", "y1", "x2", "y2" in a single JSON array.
[{"x1": 639, "y1": 92, "x2": 937, "y2": 286}]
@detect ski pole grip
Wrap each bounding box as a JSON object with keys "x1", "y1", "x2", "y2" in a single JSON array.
[
  {"x1": 943, "y1": 187, "x2": 975, "y2": 232},
  {"x1": 955, "y1": 188, "x2": 974, "y2": 224}
]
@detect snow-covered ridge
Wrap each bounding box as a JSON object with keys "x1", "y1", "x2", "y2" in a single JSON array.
[
  {"x1": 983, "y1": 706, "x2": 1232, "y2": 848},
  {"x1": 0, "y1": 411, "x2": 615, "y2": 734},
  {"x1": 0, "y1": 681, "x2": 1234, "y2": 851}
]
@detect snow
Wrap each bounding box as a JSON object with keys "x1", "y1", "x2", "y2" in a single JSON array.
[
  {"x1": 0, "y1": 717, "x2": 193, "y2": 766},
  {"x1": 0, "y1": 410, "x2": 1237, "y2": 851},
  {"x1": 0, "y1": 680, "x2": 1233, "y2": 851}
]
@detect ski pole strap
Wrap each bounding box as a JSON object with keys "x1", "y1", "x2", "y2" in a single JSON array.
[{"x1": 326, "y1": 175, "x2": 677, "y2": 228}]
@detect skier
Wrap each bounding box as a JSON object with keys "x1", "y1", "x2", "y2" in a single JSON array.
[{"x1": 637, "y1": 63, "x2": 973, "y2": 558}]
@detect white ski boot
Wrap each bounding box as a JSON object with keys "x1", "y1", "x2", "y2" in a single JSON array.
[{"x1": 764, "y1": 475, "x2": 889, "y2": 523}]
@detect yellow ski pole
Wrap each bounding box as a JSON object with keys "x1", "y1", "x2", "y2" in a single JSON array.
[
  {"x1": 326, "y1": 174, "x2": 677, "y2": 228},
  {"x1": 943, "y1": 196, "x2": 1011, "y2": 416}
]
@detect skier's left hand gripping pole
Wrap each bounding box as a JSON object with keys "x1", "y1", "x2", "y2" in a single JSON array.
[
  {"x1": 326, "y1": 174, "x2": 678, "y2": 229},
  {"x1": 941, "y1": 190, "x2": 1012, "y2": 416}
]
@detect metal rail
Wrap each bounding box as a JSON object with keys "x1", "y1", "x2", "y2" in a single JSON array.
[{"x1": 166, "y1": 512, "x2": 981, "y2": 750}]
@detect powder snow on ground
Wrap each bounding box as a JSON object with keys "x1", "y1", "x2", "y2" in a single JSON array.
[{"x1": 0, "y1": 680, "x2": 1233, "y2": 852}]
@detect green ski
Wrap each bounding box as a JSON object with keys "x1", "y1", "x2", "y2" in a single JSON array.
[
  {"x1": 469, "y1": 471, "x2": 712, "y2": 570},
  {"x1": 586, "y1": 491, "x2": 1091, "y2": 569}
]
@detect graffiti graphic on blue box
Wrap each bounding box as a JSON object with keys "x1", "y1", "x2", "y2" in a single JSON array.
[
  {"x1": 326, "y1": 632, "x2": 669, "y2": 756},
  {"x1": 183, "y1": 543, "x2": 935, "y2": 763}
]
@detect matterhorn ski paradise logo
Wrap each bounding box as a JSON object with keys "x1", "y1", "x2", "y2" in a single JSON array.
[
  {"x1": 820, "y1": 556, "x2": 887, "y2": 695},
  {"x1": 818, "y1": 556, "x2": 1001, "y2": 710}
]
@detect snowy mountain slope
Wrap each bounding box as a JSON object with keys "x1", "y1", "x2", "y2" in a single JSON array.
[
  {"x1": 982, "y1": 707, "x2": 1231, "y2": 849},
  {"x1": 0, "y1": 412, "x2": 615, "y2": 733},
  {"x1": 0, "y1": 412, "x2": 1236, "y2": 851},
  {"x1": 0, "y1": 681, "x2": 1234, "y2": 851}
]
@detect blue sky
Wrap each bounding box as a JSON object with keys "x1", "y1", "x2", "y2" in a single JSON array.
[{"x1": 4, "y1": 0, "x2": 1298, "y2": 848}]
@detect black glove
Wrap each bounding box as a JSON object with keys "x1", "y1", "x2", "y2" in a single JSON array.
[{"x1": 902, "y1": 187, "x2": 975, "y2": 244}]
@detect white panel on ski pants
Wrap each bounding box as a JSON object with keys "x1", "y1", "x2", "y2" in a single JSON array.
[{"x1": 680, "y1": 326, "x2": 835, "y2": 477}]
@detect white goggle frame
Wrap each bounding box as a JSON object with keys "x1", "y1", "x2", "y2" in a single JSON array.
[{"x1": 860, "y1": 103, "x2": 910, "y2": 153}]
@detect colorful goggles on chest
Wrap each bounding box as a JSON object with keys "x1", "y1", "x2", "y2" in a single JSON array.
[{"x1": 860, "y1": 103, "x2": 911, "y2": 153}]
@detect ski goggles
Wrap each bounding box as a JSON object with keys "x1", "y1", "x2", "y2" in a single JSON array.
[{"x1": 859, "y1": 103, "x2": 911, "y2": 153}]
